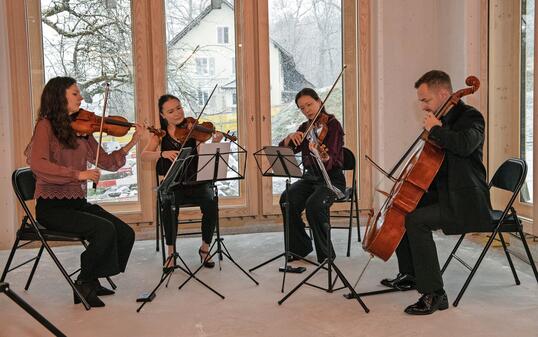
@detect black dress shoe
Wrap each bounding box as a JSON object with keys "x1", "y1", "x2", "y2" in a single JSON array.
[
  {"x1": 73, "y1": 279, "x2": 105, "y2": 308},
  {"x1": 380, "y1": 273, "x2": 416, "y2": 291},
  {"x1": 404, "y1": 291, "x2": 449, "y2": 315},
  {"x1": 93, "y1": 280, "x2": 115, "y2": 296}
]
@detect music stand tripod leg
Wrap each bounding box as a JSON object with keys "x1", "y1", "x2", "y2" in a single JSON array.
[{"x1": 1, "y1": 282, "x2": 66, "y2": 337}]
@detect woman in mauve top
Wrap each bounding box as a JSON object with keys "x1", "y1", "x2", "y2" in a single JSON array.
[
  {"x1": 279, "y1": 87, "x2": 345, "y2": 264},
  {"x1": 26, "y1": 76, "x2": 143, "y2": 308}
]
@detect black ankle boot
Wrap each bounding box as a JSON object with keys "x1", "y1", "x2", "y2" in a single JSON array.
[{"x1": 74, "y1": 279, "x2": 105, "y2": 308}]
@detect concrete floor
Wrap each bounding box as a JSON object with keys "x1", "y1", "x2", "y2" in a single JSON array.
[{"x1": 1, "y1": 229, "x2": 537, "y2": 337}]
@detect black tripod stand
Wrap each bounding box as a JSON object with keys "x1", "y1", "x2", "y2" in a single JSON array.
[
  {"x1": 178, "y1": 142, "x2": 259, "y2": 290},
  {"x1": 277, "y1": 191, "x2": 369, "y2": 312},
  {"x1": 249, "y1": 147, "x2": 318, "y2": 293},
  {"x1": 1, "y1": 282, "x2": 66, "y2": 336},
  {"x1": 137, "y1": 148, "x2": 224, "y2": 313}
]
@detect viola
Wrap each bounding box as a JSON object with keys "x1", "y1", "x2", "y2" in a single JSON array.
[
  {"x1": 71, "y1": 109, "x2": 165, "y2": 138},
  {"x1": 175, "y1": 116, "x2": 237, "y2": 143}
]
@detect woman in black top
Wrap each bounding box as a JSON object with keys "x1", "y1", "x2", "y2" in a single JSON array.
[{"x1": 141, "y1": 94, "x2": 223, "y2": 268}]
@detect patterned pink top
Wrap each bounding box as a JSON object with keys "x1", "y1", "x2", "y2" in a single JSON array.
[{"x1": 27, "y1": 119, "x2": 126, "y2": 199}]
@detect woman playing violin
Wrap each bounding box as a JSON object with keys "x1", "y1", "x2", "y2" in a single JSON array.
[
  {"x1": 141, "y1": 94, "x2": 223, "y2": 269},
  {"x1": 26, "y1": 76, "x2": 143, "y2": 308},
  {"x1": 279, "y1": 87, "x2": 345, "y2": 263}
]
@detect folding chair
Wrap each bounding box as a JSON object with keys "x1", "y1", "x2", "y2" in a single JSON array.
[
  {"x1": 441, "y1": 158, "x2": 538, "y2": 306},
  {"x1": 1, "y1": 167, "x2": 116, "y2": 310},
  {"x1": 329, "y1": 147, "x2": 362, "y2": 256}
]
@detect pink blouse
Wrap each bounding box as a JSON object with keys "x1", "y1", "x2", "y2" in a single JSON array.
[{"x1": 27, "y1": 119, "x2": 126, "y2": 199}]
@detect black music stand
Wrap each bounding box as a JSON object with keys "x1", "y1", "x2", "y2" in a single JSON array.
[
  {"x1": 137, "y1": 148, "x2": 224, "y2": 313},
  {"x1": 249, "y1": 146, "x2": 319, "y2": 293},
  {"x1": 1, "y1": 282, "x2": 66, "y2": 336},
  {"x1": 177, "y1": 141, "x2": 259, "y2": 291},
  {"x1": 264, "y1": 148, "x2": 369, "y2": 312}
]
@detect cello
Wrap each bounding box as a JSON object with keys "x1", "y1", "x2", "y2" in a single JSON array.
[{"x1": 362, "y1": 75, "x2": 480, "y2": 262}]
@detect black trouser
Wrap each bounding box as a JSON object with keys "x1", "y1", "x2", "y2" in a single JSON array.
[
  {"x1": 36, "y1": 198, "x2": 135, "y2": 281},
  {"x1": 395, "y1": 201, "x2": 444, "y2": 294},
  {"x1": 280, "y1": 176, "x2": 344, "y2": 263},
  {"x1": 160, "y1": 182, "x2": 217, "y2": 246}
]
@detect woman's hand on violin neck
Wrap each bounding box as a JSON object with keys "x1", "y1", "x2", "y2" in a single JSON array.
[
  {"x1": 78, "y1": 169, "x2": 101, "y2": 183},
  {"x1": 161, "y1": 150, "x2": 180, "y2": 161},
  {"x1": 212, "y1": 131, "x2": 224, "y2": 143},
  {"x1": 286, "y1": 131, "x2": 304, "y2": 147},
  {"x1": 132, "y1": 123, "x2": 145, "y2": 142}
]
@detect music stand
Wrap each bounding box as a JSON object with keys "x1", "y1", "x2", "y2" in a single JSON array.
[
  {"x1": 177, "y1": 141, "x2": 259, "y2": 291},
  {"x1": 249, "y1": 146, "x2": 319, "y2": 293},
  {"x1": 252, "y1": 147, "x2": 368, "y2": 312},
  {"x1": 1, "y1": 282, "x2": 66, "y2": 336},
  {"x1": 137, "y1": 147, "x2": 224, "y2": 313}
]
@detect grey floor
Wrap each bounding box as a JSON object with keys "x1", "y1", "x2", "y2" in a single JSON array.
[{"x1": 1, "y1": 229, "x2": 538, "y2": 337}]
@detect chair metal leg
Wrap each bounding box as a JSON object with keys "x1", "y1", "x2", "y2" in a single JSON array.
[
  {"x1": 517, "y1": 229, "x2": 538, "y2": 282},
  {"x1": 156, "y1": 198, "x2": 160, "y2": 252},
  {"x1": 354, "y1": 189, "x2": 361, "y2": 242},
  {"x1": 25, "y1": 245, "x2": 45, "y2": 290},
  {"x1": 498, "y1": 232, "x2": 520, "y2": 285},
  {"x1": 346, "y1": 192, "x2": 354, "y2": 257},
  {"x1": 441, "y1": 234, "x2": 466, "y2": 274},
  {"x1": 453, "y1": 231, "x2": 497, "y2": 307},
  {"x1": 1, "y1": 236, "x2": 21, "y2": 282}
]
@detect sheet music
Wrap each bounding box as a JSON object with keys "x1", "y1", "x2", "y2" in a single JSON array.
[
  {"x1": 262, "y1": 146, "x2": 303, "y2": 178},
  {"x1": 196, "y1": 142, "x2": 231, "y2": 181}
]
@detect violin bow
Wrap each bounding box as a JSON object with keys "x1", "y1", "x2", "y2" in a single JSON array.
[
  {"x1": 92, "y1": 82, "x2": 110, "y2": 190},
  {"x1": 299, "y1": 64, "x2": 346, "y2": 144},
  {"x1": 178, "y1": 45, "x2": 200, "y2": 70}
]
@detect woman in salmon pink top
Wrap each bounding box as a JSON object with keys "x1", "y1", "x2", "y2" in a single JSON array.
[{"x1": 26, "y1": 76, "x2": 143, "y2": 308}]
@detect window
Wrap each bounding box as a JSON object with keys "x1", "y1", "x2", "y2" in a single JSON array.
[
  {"x1": 198, "y1": 89, "x2": 210, "y2": 105},
  {"x1": 268, "y1": 0, "x2": 343, "y2": 194},
  {"x1": 196, "y1": 57, "x2": 209, "y2": 75},
  {"x1": 36, "y1": 0, "x2": 137, "y2": 203},
  {"x1": 521, "y1": 0, "x2": 534, "y2": 203},
  {"x1": 217, "y1": 26, "x2": 229, "y2": 44},
  {"x1": 232, "y1": 91, "x2": 237, "y2": 106}
]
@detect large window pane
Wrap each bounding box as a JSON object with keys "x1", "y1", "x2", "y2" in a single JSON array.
[
  {"x1": 165, "y1": 0, "x2": 239, "y2": 197},
  {"x1": 39, "y1": 0, "x2": 137, "y2": 203},
  {"x1": 521, "y1": 0, "x2": 534, "y2": 203},
  {"x1": 268, "y1": 0, "x2": 343, "y2": 194}
]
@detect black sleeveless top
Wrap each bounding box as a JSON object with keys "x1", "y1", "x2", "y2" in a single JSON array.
[{"x1": 156, "y1": 120, "x2": 198, "y2": 181}]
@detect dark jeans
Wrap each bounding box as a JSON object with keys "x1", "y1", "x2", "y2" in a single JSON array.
[
  {"x1": 279, "y1": 177, "x2": 343, "y2": 263},
  {"x1": 36, "y1": 198, "x2": 135, "y2": 281},
  {"x1": 160, "y1": 182, "x2": 217, "y2": 246},
  {"x1": 395, "y1": 202, "x2": 444, "y2": 294}
]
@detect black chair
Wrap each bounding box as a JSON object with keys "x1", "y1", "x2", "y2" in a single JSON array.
[
  {"x1": 155, "y1": 172, "x2": 203, "y2": 263},
  {"x1": 441, "y1": 158, "x2": 538, "y2": 307},
  {"x1": 328, "y1": 147, "x2": 362, "y2": 257},
  {"x1": 1, "y1": 167, "x2": 116, "y2": 310}
]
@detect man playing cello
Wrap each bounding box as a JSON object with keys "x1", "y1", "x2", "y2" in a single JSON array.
[{"x1": 381, "y1": 70, "x2": 492, "y2": 315}]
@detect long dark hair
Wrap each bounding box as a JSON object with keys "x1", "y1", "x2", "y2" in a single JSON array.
[
  {"x1": 158, "y1": 94, "x2": 181, "y2": 130},
  {"x1": 38, "y1": 76, "x2": 78, "y2": 149},
  {"x1": 295, "y1": 87, "x2": 326, "y2": 114}
]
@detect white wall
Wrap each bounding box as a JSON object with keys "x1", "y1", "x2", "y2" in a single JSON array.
[
  {"x1": 370, "y1": 0, "x2": 484, "y2": 186},
  {"x1": 0, "y1": 1, "x2": 17, "y2": 248}
]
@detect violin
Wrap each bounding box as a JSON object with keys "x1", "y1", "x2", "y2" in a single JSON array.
[
  {"x1": 308, "y1": 113, "x2": 330, "y2": 160},
  {"x1": 174, "y1": 116, "x2": 237, "y2": 143},
  {"x1": 71, "y1": 109, "x2": 165, "y2": 138}
]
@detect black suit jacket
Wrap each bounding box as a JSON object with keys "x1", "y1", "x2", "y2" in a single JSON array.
[{"x1": 427, "y1": 100, "x2": 492, "y2": 234}]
